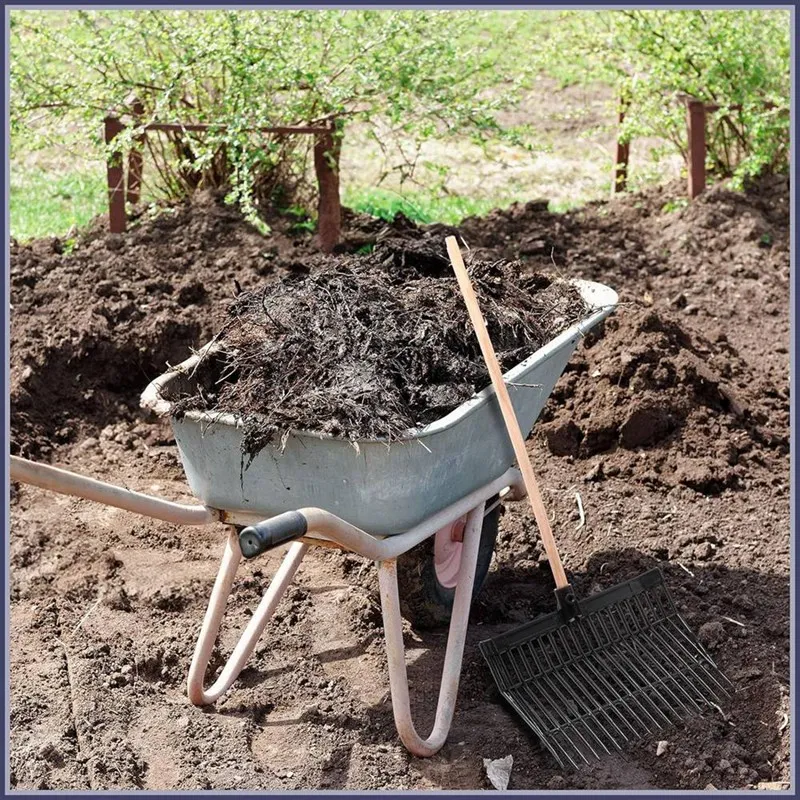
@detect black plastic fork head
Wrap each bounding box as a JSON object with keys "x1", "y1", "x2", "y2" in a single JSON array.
[{"x1": 479, "y1": 568, "x2": 733, "y2": 769}]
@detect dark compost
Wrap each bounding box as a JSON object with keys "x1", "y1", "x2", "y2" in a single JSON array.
[{"x1": 170, "y1": 240, "x2": 588, "y2": 458}]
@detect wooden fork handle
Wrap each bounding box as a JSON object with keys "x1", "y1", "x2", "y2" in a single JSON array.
[{"x1": 445, "y1": 236, "x2": 569, "y2": 589}]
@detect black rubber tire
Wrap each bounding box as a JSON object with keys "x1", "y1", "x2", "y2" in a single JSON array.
[{"x1": 397, "y1": 498, "x2": 500, "y2": 630}]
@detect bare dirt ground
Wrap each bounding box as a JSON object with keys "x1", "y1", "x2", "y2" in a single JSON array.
[{"x1": 8, "y1": 175, "x2": 790, "y2": 791}]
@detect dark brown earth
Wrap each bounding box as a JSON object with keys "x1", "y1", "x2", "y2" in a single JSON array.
[
  {"x1": 9, "y1": 176, "x2": 790, "y2": 790},
  {"x1": 171, "y1": 246, "x2": 585, "y2": 455}
]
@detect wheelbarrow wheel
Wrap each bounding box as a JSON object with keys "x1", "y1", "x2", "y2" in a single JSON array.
[{"x1": 397, "y1": 497, "x2": 500, "y2": 630}]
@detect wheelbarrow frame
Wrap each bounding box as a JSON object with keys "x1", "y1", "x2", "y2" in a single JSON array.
[{"x1": 10, "y1": 453, "x2": 525, "y2": 757}]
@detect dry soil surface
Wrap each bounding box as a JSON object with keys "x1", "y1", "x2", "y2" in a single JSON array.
[{"x1": 9, "y1": 177, "x2": 790, "y2": 791}]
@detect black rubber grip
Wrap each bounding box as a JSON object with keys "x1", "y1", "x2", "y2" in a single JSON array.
[{"x1": 239, "y1": 512, "x2": 308, "y2": 559}]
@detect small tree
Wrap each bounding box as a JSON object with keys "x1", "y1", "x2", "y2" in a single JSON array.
[
  {"x1": 539, "y1": 9, "x2": 790, "y2": 187},
  {"x1": 10, "y1": 10, "x2": 532, "y2": 225}
]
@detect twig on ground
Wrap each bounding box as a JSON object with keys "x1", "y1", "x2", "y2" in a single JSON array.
[
  {"x1": 575, "y1": 491, "x2": 585, "y2": 530},
  {"x1": 721, "y1": 615, "x2": 746, "y2": 628},
  {"x1": 69, "y1": 596, "x2": 103, "y2": 638}
]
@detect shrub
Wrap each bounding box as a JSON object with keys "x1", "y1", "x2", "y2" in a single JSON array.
[
  {"x1": 539, "y1": 10, "x2": 790, "y2": 186},
  {"x1": 10, "y1": 10, "x2": 532, "y2": 224}
]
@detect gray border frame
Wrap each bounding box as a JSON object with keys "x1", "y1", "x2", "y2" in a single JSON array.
[{"x1": 2, "y1": 3, "x2": 796, "y2": 797}]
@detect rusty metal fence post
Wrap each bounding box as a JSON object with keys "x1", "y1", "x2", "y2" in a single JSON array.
[
  {"x1": 313, "y1": 123, "x2": 342, "y2": 253},
  {"x1": 611, "y1": 95, "x2": 725, "y2": 202},
  {"x1": 104, "y1": 115, "x2": 127, "y2": 234},
  {"x1": 685, "y1": 99, "x2": 707, "y2": 199},
  {"x1": 614, "y1": 98, "x2": 630, "y2": 193}
]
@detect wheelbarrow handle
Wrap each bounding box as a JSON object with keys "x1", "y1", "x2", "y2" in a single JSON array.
[
  {"x1": 9, "y1": 454, "x2": 218, "y2": 526},
  {"x1": 239, "y1": 512, "x2": 308, "y2": 558}
]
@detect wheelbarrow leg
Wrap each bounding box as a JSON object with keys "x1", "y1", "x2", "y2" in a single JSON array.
[
  {"x1": 377, "y1": 503, "x2": 484, "y2": 757},
  {"x1": 188, "y1": 526, "x2": 308, "y2": 706}
]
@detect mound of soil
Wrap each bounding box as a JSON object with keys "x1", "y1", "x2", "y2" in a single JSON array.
[
  {"x1": 8, "y1": 175, "x2": 790, "y2": 792},
  {"x1": 172, "y1": 243, "x2": 586, "y2": 456},
  {"x1": 461, "y1": 175, "x2": 790, "y2": 384},
  {"x1": 460, "y1": 175, "x2": 790, "y2": 496},
  {"x1": 537, "y1": 306, "x2": 789, "y2": 494},
  {"x1": 9, "y1": 193, "x2": 256, "y2": 458}
]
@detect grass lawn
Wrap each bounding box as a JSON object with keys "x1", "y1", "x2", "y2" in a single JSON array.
[{"x1": 10, "y1": 166, "x2": 106, "y2": 241}]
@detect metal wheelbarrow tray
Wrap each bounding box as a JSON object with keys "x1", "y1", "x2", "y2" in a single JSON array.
[
  {"x1": 143, "y1": 279, "x2": 618, "y2": 535},
  {"x1": 11, "y1": 277, "x2": 617, "y2": 759}
]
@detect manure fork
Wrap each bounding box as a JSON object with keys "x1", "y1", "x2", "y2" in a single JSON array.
[{"x1": 446, "y1": 236, "x2": 732, "y2": 768}]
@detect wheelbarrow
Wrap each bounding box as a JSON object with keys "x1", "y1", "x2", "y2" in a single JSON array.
[{"x1": 9, "y1": 278, "x2": 618, "y2": 758}]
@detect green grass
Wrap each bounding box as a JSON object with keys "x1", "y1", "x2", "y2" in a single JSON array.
[
  {"x1": 547, "y1": 198, "x2": 587, "y2": 214},
  {"x1": 10, "y1": 165, "x2": 588, "y2": 244},
  {"x1": 459, "y1": 11, "x2": 557, "y2": 59},
  {"x1": 10, "y1": 165, "x2": 106, "y2": 241},
  {"x1": 344, "y1": 187, "x2": 521, "y2": 225},
  {"x1": 10, "y1": 164, "x2": 536, "y2": 242},
  {"x1": 345, "y1": 187, "x2": 587, "y2": 225},
  {"x1": 458, "y1": 10, "x2": 584, "y2": 86},
  {"x1": 458, "y1": 10, "x2": 591, "y2": 89}
]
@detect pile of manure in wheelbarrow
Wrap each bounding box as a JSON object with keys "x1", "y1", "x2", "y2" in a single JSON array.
[{"x1": 169, "y1": 239, "x2": 588, "y2": 458}]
